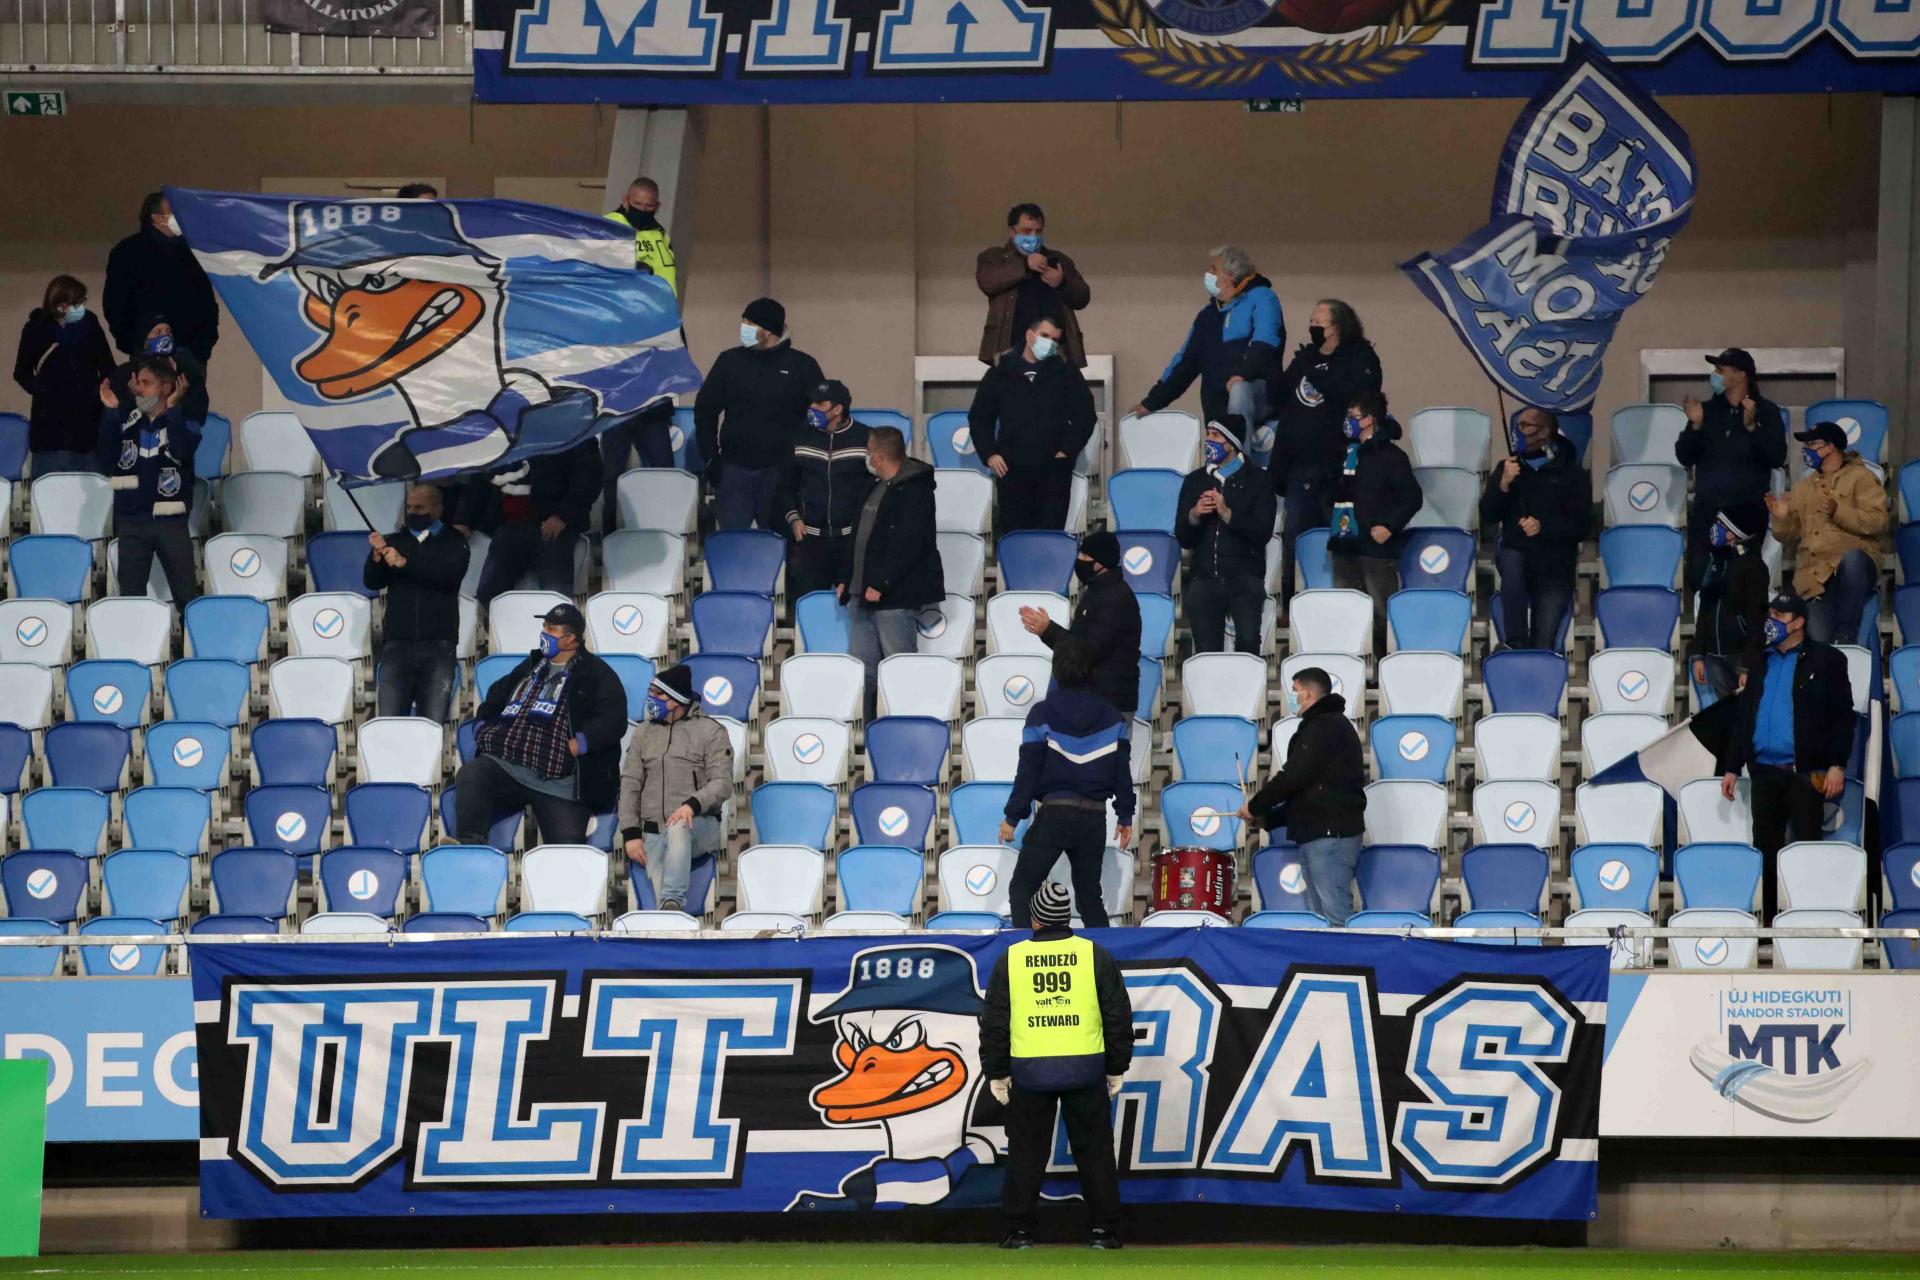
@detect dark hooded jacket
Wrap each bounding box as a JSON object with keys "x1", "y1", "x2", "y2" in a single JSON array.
[
  {"x1": 1327, "y1": 417, "x2": 1423, "y2": 562},
  {"x1": 103, "y1": 222, "x2": 219, "y2": 361},
  {"x1": 14, "y1": 307, "x2": 115, "y2": 454},
  {"x1": 1269, "y1": 337, "x2": 1383, "y2": 490},
  {"x1": 1247, "y1": 692, "x2": 1366, "y2": 842},
  {"x1": 843, "y1": 458, "x2": 943, "y2": 610},
  {"x1": 1478, "y1": 434, "x2": 1591, "y2": 573}
]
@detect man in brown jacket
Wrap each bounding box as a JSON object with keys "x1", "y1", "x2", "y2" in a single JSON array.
[
  {"x1": 1765, "y1": 421, "x2": 1888, "y2": 644},
  {"x1": 617, "y1": 663, "x2": 735, "y2": 914},
  {"x1": 976, "y1": 203, "x2": 1091, "y2": 368}
]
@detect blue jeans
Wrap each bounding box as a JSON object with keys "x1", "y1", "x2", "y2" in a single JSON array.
[
  {"x1": 1299, "y1": 835, "x2": 1361, "y2": 926},
  {"x1": 1805, "y1": 548, "x2": 1875, "y2": 645},
  {"x1": 641, "y1": 815, "x2": 722, "y2": 910},
  {"x1": 716, "y1": 463, "x2": 781, "y2": 531},
  {"x1": 848, "y1": 600, "x2": 920, "y2": 721},
  {"x1": 376, "y1": 639, "x2": 456, "y2": 722},
  {"x1": 1227, "y1": 377, "x2": 1271, "y2": 433},
  {"x1": 1494, "y1": 547, "x2": 1574, "y2": 652}
]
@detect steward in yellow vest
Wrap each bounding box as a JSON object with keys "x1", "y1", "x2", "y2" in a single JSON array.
[{"x1": 605, "y1": 178, "x2": 677, "y2": 298}]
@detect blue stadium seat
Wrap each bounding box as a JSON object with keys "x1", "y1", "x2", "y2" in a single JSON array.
[
  {"x1": 210, "y1": 848, "x2": 299, "y2": 920},
  {"x1": 0, "y1": 725, "x2": 30, "y2": 795},
  {"x1": 1354, "y1": 845, "x2": 1440, "y2": 916},
  {"x1": 1114, "y1": 531, "x2": 1179, "y2": 597},
  {"x1": 865, "y1": 716, "x2": 950, "y2": 785},
  {"x1": 79, "y1": 917, "x2": 169, "y2": 975},
  {"x1": 183, "y1": 596, "x2": 271, "y2": 666},
  {"x1": 305, "y1": 531, "x2": 381, "y2": 598},
  {"x1": 1598, "y1": 526, "x2": 1684, "y2": 588},
  {"x1": 1894, "y1": 712, "x2": 1920, "y2": 779},
  {"x1": 189, "y1": 914, "x2": 277, "y2": 935},
  {"x1": 692, "y1": 592, "x2": 774, "y2": 658},
  {"x1": 1895, "y1": 779, "x2": 1920, "y2": 844},
  {"x1": 603, "y1": 654, "x2": 659, "y2": 722},
  {"x1": 420, "y1": 844, "x2": 510, "y2": 917},
  {"x1": 925, "y1": 911, "x2": 1004, "y2": 931},
  {"x1": 997, "y1": 531, "x2": 1078, "y2": 594},
  {"x1": 455, "y1": 718, "x2": 479, "y2": 766},
  {"x1": 671, "y1": 407, "x2": 704, "y2": 473},
  {"x1": 927, "y1": 410, "x2": 991, "y2": 473},
  {"x1": 65, "y1": 660, "x2": 151, "y2": 728},
  {"x1": 1, "y1": 849, "x2": 88, "y2": 923},
  {"x1": 1674, "y1": 842, "x2": 1763, "y2": 912},
  {"x1": 796, "y1": 591, "x2": 851, "y2": 654},
  {"x1": 1368, "y1": 714, "x2": 1456, "y2": 784},
  {"x1": 437, "y1": 786, "x2": 523, "y2": 853},
  {"x1": 124, "y1": 786, "x2": 212, "y2": 859},
  {"x1": 244, "y1": 785, "x2": 332, "y2": 863},
  {"x1": 1489, "y1": 589, "x2": 1573, "y2": 653},
  {"x1": 850, "y1": 783, "x2": 938, "y2": 851},
  {"x1": 9, "y1": 535, "x2": 92, "y2": 602},
  {"x1": 319, "y1": 846, "x2": 408, "y2": 918},
  {"x1": 854, "y1": 409, "x2": 911, "y2": 437},
  {"x1": 1397, "y1": 528, "x2": 1475, "y2": 593},
  {"x1": 164, "y1": 659, "x2": 252, "y2": 728},
  {"x1": 704, "y1": 529, "x2": 785, "y2": 595},
  {"x1": 1138, "y1": 592, "x2": 1177, "y2": 659},
  {"x1": 1482, "y1": 650, "x2": 1567, "y2": 715},
  {"x1": 195, "y1": 411, "x2": 232, "y2": 479},
  {"x1": 1295, "y1": 527, "x2": 1332, "y2": 590},
  {"x1": 835, "y1": 845, "x2": 923, "y2": 917},
  {"x1": 344, "y1": 784, "x2": 432, "y2": 853},
  {"x1": 1138, "y1": 658, "x2": 1164, "y2": 722},
  {"x1": 1805, "y1": 398, "x2": 1888, "y2": 464},
  {"x1": 1251, "y1": 843, "x2": 1310, "y2": 913},
  {"x1": 0, "y1": 411, "x2": 27, "y2": 479},
  {"x1": 949, "y1": 781, "x2": 1020, "y2": 847},
  {"x1": 1460, "y1": 844, "x2": 1548, "y2": 913},
  {"x1": 0, "y1": 918, "x2": 63, "y2": 977},
  {"x1": 504, "y1": 911, "x2": 591, "y2": 933},
  {"x1": 252, "y1": 718, "x2": 337, "y2": 786},
  {"x1": 1902, "y1": 463, "x2": 1920, "y2": 523},
  {"x1": 1886, "y1": 843, "x2": 1920, "y2": 912},
  {"x1": 1899, "y1": 585, "x2": 1920, "y2": 648},
  {"x1": 1386, "y1": 589, "x2": 1470, "y2": 653},
  {"x1": 404, "y1": 912, "x2": 490, "y2": 934},
  {"x1": 1244, "y1": 911, "x2": 1329, "y2": 930},
  {"x1": 102, "y1": 849, "x2": 191, "y2": 922},
  {"x1": 1107, "y1": 469, "x2": 1185, "y2": 535},
  {"x1": 1570, "y1": 843, "x2": 1661, "y2": 911},
  {"x1": 1452, "y1": 909, "x2": 1542, "y2": 945},
  {"x1": 1345, "y1": 908, "x2": 1432, "y2": 930},
  {"x1": 1160, "y1": 781, "x2": 1244, "y2": 852},
  {"x1": 44, "y1": 722, "x2": 131, "y2": 791},
  {"x1": 1596, "y1": 586, "x2": 1681, "y2": 650},
  {"x1": 1884, "y1": 909, "x2": 1920, "y2": 971},
  {"x1": 686, "y1": 654, "x2": 760, "y2": 722},
  {"x1": 22, "y1": 788, "x2": 109, "y2": 856},
  {"x1": 1172, "y1": 716, "x2": 1260, "y2": 785},
  {"x1": 472, "y1": 654, "x2": 521, "y2": 705},
  {"x1": 750, "y1": 781, "x2": 838, "y2": 850},
  {"x1": 1897, "y1": 524, "x2": 1920, "y2": 585}
]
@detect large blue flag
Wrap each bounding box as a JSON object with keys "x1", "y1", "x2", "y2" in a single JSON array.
[
  {"x1": 1401, "y1": 54, "x2": 1695, "y2": 413},
  {"x1": 168, "y1": 188, "x2": 701, "y2": 483}
]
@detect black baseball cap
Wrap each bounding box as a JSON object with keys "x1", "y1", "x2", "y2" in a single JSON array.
[
  {"x1": 539, "y1": 603, "x2": 586, "y2": 636},
  {"x1": 809, "y1": 379, "x2": 851, "y2": 410},
  {"x1": 1794, "y1": 421, "x2": 1847, "y2": 452},
  {"x1": 1767, "y1": 590, "x2": 1808, "y2": 618},
  {"x1": 1704, "y1": 347, "x2": 1758, "y2": 378}
]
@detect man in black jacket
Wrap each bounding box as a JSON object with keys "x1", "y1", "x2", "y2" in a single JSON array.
[
  {"x1": 839, "y1": 428, "x2": 944, "y2": 721},
  {"x1": 456, "y1": 439, "x2": 598, "y2": 607},
  {"x1": 365, "y1": 483, "x2": 470, "y2": 722},
  {"x1": 968, "y1": 314, "x2": 1096, "y2": 532},
  {"x1": 455, "y1": 603, "x2": 629, "y2": 847},
  {"x1": 103, "y1": 192, "x2": 219, "y2": 366},
  {"x1": 1020, "y1": 532, "x2": 1141, "y2": 718},
  {"x1": 1676, "y1": 348, "x2": 1787, "y2": 598},
  {"x1": 1690, "y1": 501, "x2": 1771, "y2": 702},
  {"x1": 694, "y1": 297, "x2": 824, "y2": 531},
  {"x1": 1240, "y1": 667, "x2": 1366, "y2": 926},
  {"x1": 980, "y1": 880, "x2": 1133, "y2": 1251},
  {"x1": 1328, "y1": 390, "x2": 1422, "y2": 658},
  {"x1": 1175, "y1": 416, "x2": 1278, "y2": 654},
  {"x1": 1716, "y1": 591, "x2": 1854, "y2": 921},
  {"x1": 1480, "y1": 407, "x2": 1589, "y2": 652},
  {"x1": 1269, "y1": 299, "x2": 1383, "y2": 612},
  {"x1": 97, "y1": 358, "x2": 201, "y2": 609},
  {"x1": 779, "y1": 379, "x2": 873, "y2": 610}
]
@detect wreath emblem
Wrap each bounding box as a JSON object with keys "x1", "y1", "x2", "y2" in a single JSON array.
[{"x1": 1093, "y1": 0, "x2": 1448, "y2": 91}]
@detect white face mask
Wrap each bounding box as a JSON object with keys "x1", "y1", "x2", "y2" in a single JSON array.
[
  {"x1": 1031, "y1": 334, "x2": 1058, "y2": 360},
  {"x1": 1203, "y1": 272, "x2": 1221, "y2": 299},
  {"x1": 738, "y1": 322, "x2": 759, "y2": 348},
  {"x1": 163, "y1": 214, "x2": 182, "y2": 237}
]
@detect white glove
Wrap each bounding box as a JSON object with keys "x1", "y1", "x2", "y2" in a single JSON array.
[
  {"x1": 990, "y1": 1078, "x2": 1011, "y2": 1106},
  {"x1": 1107, "y1": 1074, "x2": 1124, "y2": 1099}
]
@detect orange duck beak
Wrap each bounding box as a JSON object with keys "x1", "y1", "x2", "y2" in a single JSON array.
[
  {"x1": 295, "y1": 277, "x2": 484, "y2": 400},
  {"x1": 811, "y1": 1038, "x2": 968, "y2": 1124}
]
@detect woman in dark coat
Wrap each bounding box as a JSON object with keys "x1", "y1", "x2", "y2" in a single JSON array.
[{"x1": 12, "y1": 274, "x2": 115, "y2": 474}]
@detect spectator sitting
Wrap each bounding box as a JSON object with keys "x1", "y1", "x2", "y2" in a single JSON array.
[
  {"x1": 455, "y1": 439, "x2": 598, "y2": 607},
  {"x1": 694, "y1": 297, "x2": 823, "y2": 531},
  {"x1": 779, "y1": 379, "x2": 874, "y2": 611},
  {"x1": 1175, "y1": 415, "x2": 1278, "y2": 655},
  {"x1": 617, "y1": 663, "x2": 733, "y2": 915},
  {"x1": 104, "y1": 191, "x2": 219, "y2": 368},
  {"x1": 365, "y1": 484, "x2": 470, "y2": 723},
  {"x1": 1327, "y1": 390, "x2": 1422, "y2": 658},
  {"x1": 13, "y1": 274, "x2": 114, "y2": 475},
  {"x1": 976, "y1": 201, "x2": 1091, "y2": 370},
  {"x1": 1479, "y1": 406, "x2": 1590, "y2": 652},
  {"x1": 96, "y1": 358, "x2": 200, "y2": 607},
  {"x1": 1675, "y1": 347, "x2": 1787, "y2": 598},
  {"x1": 1689, "y1": 500, "x2": 1771, "y2": 702},
  {"x1": 1129, "y1": 244, "x2": 1282, "y2": 430},
  {"x1": 968, "y1": 313, "x2": 1096, "y2": 532},
  {"x1": 838, "y1": 427, "x2": 943, "y2": 721},
  {"x1": 1020, "y1": 531, "x2": 1142, "y2": 719},
  {"x1": 1765, "y1": 421, "x2": 1888, "y2": 645},
  {"x1": 1239, "y1": 665, "x2": 1366, "y2": 926}
]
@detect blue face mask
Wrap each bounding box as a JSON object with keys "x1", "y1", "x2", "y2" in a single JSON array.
[
  {"x1": 1203, "y1": 439, "x2": 1227, "y2": 466},
  {"x1": 806, "y1": 406, "x2": 831, "y2": 431},
  {"x1": 1523, "y1": 451, "x2": 1551, "y2": 470},
  {"x1": 645, "y1": 694, "x2": 672, "y2": 723},
  {"x1": 538, "y1": 630, "x2": 563, "y2": 659},
  {"x1": 739, "y1": 322, "x2": 760, "y2": 348},
  {"x1": 1203, "y1": 272, "x2": 1222, "y2": 299},
  {"x1": 62, "y1": 304, "x2": 86, "y2": 324},
  {"x1": 1801, "y1": 446, "x2": 1824, "y2": 471},
  {"x1": 146, "y1": 332, "x2": 174, "y2": 356},
  {"x1": 1762, "y1": 616, "x2": 1789, "y2": 648},
  {"x1": 1012, "y1": 233, "x2": 1043, "y2": 254},
  {"x1": 1709, "y1": 372, "x2": 1726, "y2": 395},
  {"x1": 1031, "y1": 335, "x2": 1057, "y2": 360},
  {"x1": 1709, "y1": 520, "x2": 1733, "y2": 550},
  {"x1": 1342, "y1": 415, "x2": 1363, "y2": 441}
]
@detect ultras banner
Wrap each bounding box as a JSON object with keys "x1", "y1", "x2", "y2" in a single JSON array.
[{"x1": 192, "y1": 930, "x2": 1606, "y2": 1221}]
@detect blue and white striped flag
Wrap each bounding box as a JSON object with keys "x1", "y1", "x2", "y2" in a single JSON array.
[
  {"x1": 168, "y1": 187, "x2": 701, "y2": 483},
  {"x1": 1590, "y1": 698, "x2": 1739, "y2": 800}
]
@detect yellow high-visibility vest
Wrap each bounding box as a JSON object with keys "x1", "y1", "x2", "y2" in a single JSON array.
[
  {"x1": 605, "y1": 211, "x2": 678, "y2": 299},
  {"x1": 1007, "y1": 935, "x2": 1104, "y2": 1059}
]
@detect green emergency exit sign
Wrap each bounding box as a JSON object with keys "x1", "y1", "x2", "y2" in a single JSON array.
[{"x1": 6, "y1": 90, "x2": 66, "y2": 117}]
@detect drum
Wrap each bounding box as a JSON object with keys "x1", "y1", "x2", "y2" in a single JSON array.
[{"x1": 1150, "y1": 847, "x2": 1237, "y2": 917}]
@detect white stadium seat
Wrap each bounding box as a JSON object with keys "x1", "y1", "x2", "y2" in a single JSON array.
[{"x1": 876, "y1": 653, "x2": 965, "y2": 720}]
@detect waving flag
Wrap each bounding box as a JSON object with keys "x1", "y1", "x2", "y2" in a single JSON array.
[
  {"x1": 1401, "y1": 53, "x2": 1695, "y2": 412},
  {"x1": 167, "y1": 188, "x2": 701, "y2": 483}
]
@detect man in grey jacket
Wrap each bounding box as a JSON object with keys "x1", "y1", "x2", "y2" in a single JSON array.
[{"x1": 617, "y1": 663, "x2": 734, "y2": 914}]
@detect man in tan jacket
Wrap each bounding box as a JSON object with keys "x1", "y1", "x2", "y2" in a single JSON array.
[
  {"x1": 617, "y1": 663, "x2": 734, "y2": 914},
  {"x1": 976, "y1": 202, "x2": 1090, "y2": 368},
  {"x1": 1766, "y1": 421, "x2": 1888, "y2": 644}
]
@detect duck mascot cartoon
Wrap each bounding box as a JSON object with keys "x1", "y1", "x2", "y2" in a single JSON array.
[{"x1": 789, "y1": 944, "x2": 1002, "y2": 1211}]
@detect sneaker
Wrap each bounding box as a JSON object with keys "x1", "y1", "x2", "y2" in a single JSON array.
[
  {"x1": 999, "y1": 1230, "x2": 1033, "y2": 1250},
  {"x1": 660, "y1": 899, "x2": 683, "y2": 914},
  {"x1": 1089, "y1": 1229, "x2": 1122, "y2": 1250}
]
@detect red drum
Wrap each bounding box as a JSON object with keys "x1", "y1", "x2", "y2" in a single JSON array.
[{"x1": 1150, "y1": 847, "x2": 1236, "y2": 917}]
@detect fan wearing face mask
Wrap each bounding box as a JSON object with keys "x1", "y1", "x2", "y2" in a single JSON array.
[
  {"x1": 693, "y1": 296, "x2": 824, "y2": 532},
  {"x1": 778, "y1": 379, "x2": 876, "y2": 615},
  {"x1": 1480, "y1": 406, "x2": 1590, "y2": 652},
  {"x1": 104, "y1": 190, "x2": 219, "y2": 370},
  {"x1": 616, "y1": 663, "x2": 733, "y2": 916},
  {"x1": 1174, "y1": 415, "x2": 1279, "y2": 654},
  {"x1": 967, "y1": 313, "x2": 1096, "y2": 532},
  {"x1": 976, "y1": 202, "x2": 1090, "y2": 371},
  {"x1": 365, "y1": 483, "x2": 471, "y2": 722},
  {"x1": 1326, "y1": 390, "x2": 1422, "y2": 659},
  {"x1": 599, "y1": 176, "x2": 684, "y2": 527},
  {"x1": 1676, "y1": 347, "x2": 1787, "y2": 599},
  {"x1": 1764, "y1": 421, "x2": 1889, "y2": 645},
  {"x1": 1688, "y1": 500, "x2": 1771, "y2": 702},
  {"x1": 13, "y1": 273, "x2": 115, "y2": 476}
]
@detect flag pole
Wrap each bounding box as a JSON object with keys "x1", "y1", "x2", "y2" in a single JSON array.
[{"x1": 333, "y1": 473, "x2": 383, "y2": 531}]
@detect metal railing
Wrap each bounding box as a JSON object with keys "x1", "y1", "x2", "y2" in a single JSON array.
[{"x1": 0, "y1": 0, "x2": 471, "y2": 73}]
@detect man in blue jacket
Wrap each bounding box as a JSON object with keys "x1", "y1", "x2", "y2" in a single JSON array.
[
  {"x1": 1129, "y1": 245, "x2": 1283, "y2": 429},
  {"x1": 97, "y1": 358, "x2": 200, "y2": 608}
]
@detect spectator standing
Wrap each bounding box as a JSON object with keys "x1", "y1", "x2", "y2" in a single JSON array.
[
  {"x1": 1689, "y1": 501, "x2": 1771, "y2": 702},
  {"x1": 456, "y1": 603, "x2": 627, "y2": 847},
  {"x1": 976, "y1": 202, "x2": 1091, "y2": 369},
  {"x1": 456, "y1": 440, "x2": 598, "y2": 607},
  {"x1": 839, "y1": 427, "x2": 943, "y2": 721},
  {"x1": 694, "y1": 298, "x2": 823, "y2": 531},
  {"x1": 1480, "y1": 407, "x2": 1590, "y2": 652},
  {"x1": 104, "y1": 192, "x2": 219, "y2": 368},
  {"x1": 1327, "y1": 390, "x2": 1422, "y2": 658},
  {"x1": 617, "y1": 663, "x2": 734, "y2": 915},
  {"x1": 968, "y1": 315, "x2": 1096, "y2": 532},
  {"x1": 1675, "y1": 348, "x2": 1787, "y2": 597},
  {"x1": 96, "y1": 359, "x2": 199, "y2": 607},
  {"x1": 981, "y1": 881, "x2": 1132, "y2": 1252},
  {"x1": 1239, "y1": 667, "x2": 1366, "y2": 926},
  {"x1": 780, "y1": 380, "x2": 874, "y2": 608},
  {"x1": 1268, "y1": 299, "x2": 1382, "y2": 612},
  {"x1": 1715, "y1": 592, "x2": 1854, "y2": 921},
  {"x1": 1175, "y1": 416, "x2": 1277, "y2": 654},
  {"x1": 364, "y1": 484, "x2": 470, "y2": 722},
  {"x1": 1020, "y1": 531, "x2": 1142, "y2": 718},
  {"x1": 1766, "y1": 421, "x2": 1888, "y2": 644},
  {"x1": 601, "y1": 177, "x2": 682, "y2": 528},
  {"x1": 1130, "y1": 245, "x2": 1283, "y2": 429},
  {"x1": 13, "y1": 274, "x2": 114, "y2": 474},
  {"x1": 132, "y1": 313, "x2": 209, "y2": 424}
]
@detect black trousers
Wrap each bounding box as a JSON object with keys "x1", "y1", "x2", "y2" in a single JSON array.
[
  {"x1": 997, "y1": 457, "x2": 1074, "y2": 533},
  {"x1": 1749, "y1": 763, "x2": 1825, "y2": 921},
  {"x1": 1002, "y1": 1081, "x2": 1122, "y2": 1234},
  {"x1": 454, "y1": 753, "x2": 592, "y2": 848},
  {"x1": 787, "y1": 533, "x2": 846, "y2": 609},
  {"x1": 377, "y1": 639, "x2": 457, "y2": 722},
  {"x1": 1332, "y1": 552, "x2": 1399, "y2": 658},
  {"x1": 600, "y1": 402, "x2": 676, "y2": 533},
  {"x1": 475, "y1": 521, "x2": 577, "y2": 606},
  {"x1": 1007, "y1": 807, "x2": 1110, "y2": 929},
  {"x1": 1186, "y1": 572, "x2": 1265, "y2": 655},
  {"x1": 117, "y1": 513, "x2": 200, "y2": 608}
]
